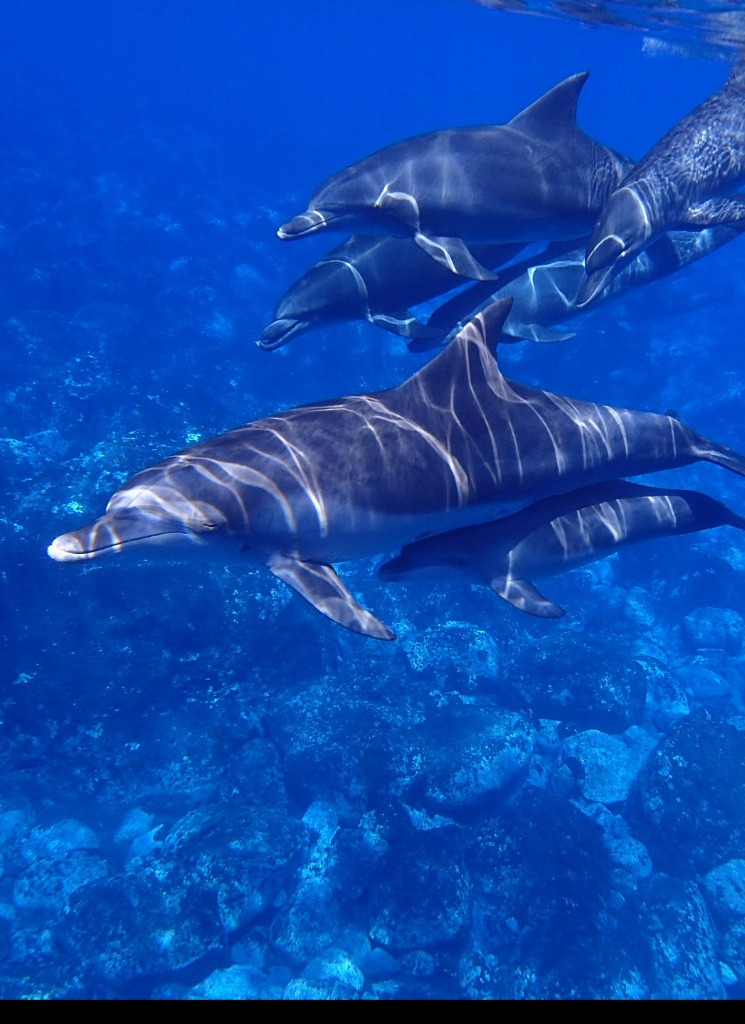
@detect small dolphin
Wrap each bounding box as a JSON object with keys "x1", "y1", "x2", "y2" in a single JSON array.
[
  {"x1": 379, "y1": 481, "x2": 745, "y2": 618},
  {"x1": 414, "y1": 224, "x2": 745, "y2": 348},
  {"x1": 48, "y1": 299, "x2": 745, "y2": 641},
  {"x1": 579, "y1": 56, "x2": 745, "y2": 306},
  {"x1": 278, "y1": 73, "x2": 633, "y2": 281},
  {"x1": 258, "y1": 235, "x2": 522, "y2": 349}
]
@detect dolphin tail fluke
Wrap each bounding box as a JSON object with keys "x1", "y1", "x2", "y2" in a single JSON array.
[
  {"x1": 267, "y1": 553, "x2": 395, "y2": 640},
  {"x1": 368, "y1": 310, "x2": 445, "y2": 340},
  {"x1": 692, "y1": 435, "x2": 745, "y2": 479},
  {"x1": 414, "y1": 232, "x2": 500, "y2": 281},
  {"x1": 491, "y1": 577, "x2": 566, "y2": 618}
]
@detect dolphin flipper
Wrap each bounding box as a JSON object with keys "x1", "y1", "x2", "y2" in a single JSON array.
[
  {"x1": 267, "y1": 553, "x2": 395, "y2": 640},
  {"x1": 368, "y1": 310, "x2": 445, "y2": 340},
  {"x1": 414, "y1": 232, "x2": 501, "y2": 281},
  {"x1": 683, "y1": 195, "x2": 745, "y2": 228},
  {"x1": 506, "y1": 323, "x2": 577, "y2": 343},
  {"x1": 491, "y1": 577, "x2": 566, "y2": 618}
]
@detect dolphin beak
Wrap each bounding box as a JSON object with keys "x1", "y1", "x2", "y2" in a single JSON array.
[
  {"x1": 257, "y1": 317, "x2": 306, "y2": 350},
  {"x1": 47, "y1": 510, "x2": 199, "y2": 562},
  {"x1": 277, "y1": 209, "x2": 331, "y2": 239},
  {"x1": 576, "y1": 234, "x2": 625, "y2": 308}
]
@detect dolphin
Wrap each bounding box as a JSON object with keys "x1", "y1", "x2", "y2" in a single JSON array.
[
  {"x1": 579, "y1": 56, "x2": 745, "y2": 307},
  {"x1": 379, "y1": 480, "x2": 745, "y2": 618},
  {"x1": 412, "y1": 224, "x2": 745, "y2": 349},
  {"x1": 277, "y1": 73, "x2": 633, "y2": 281},
  {"x1": 47, "y1": 299, "x2": 745, "y2": 641},
  {"x1": 258, "y1": 235, "x2": 522, "y2": 349}
]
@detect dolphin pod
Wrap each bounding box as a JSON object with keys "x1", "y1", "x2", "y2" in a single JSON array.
[
  {"x1": 49, "y1": 299, "x2": 745, "y2": 639},
  {"x1": 579, "y1": 55, "x2": 745, "y2": 306},
  {"x1": 277, "y1": 73, "x2": 633, "y2": 281},
  {"x1": 379, "y1": 480, "x2": 745, "y2": 619}
]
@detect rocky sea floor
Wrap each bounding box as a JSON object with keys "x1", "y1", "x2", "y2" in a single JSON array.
[{"x1": 2, "y1": 109, "x2": 745, "y2": 998}]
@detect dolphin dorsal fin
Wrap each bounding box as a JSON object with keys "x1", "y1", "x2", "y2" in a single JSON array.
[
  {"x1": 396, "y1": 297, "x2": 513, "y2": 398},
  {"x1": 508, "y1": 72, "x2": 589, "y2": 142}
]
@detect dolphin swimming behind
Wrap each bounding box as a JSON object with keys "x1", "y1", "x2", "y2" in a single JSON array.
[
  {"x1": 379, "y1": 480, "x2": 745, "y2": 618},
  {"x1": 277, "y1": 73, "x2": 633, "y2": 281},
  {"x1": 579, "y1": 55, "x2": 745, "y2": 306},
  {"x1": 414, "y1": 224, "x2": 745, "y2": 349},
  {"x1": 48, "y1": 299, "x2": 745, "y2": 640},
  {"x1": 258, "y1": 235, "x2": 522, "y2": 349}
]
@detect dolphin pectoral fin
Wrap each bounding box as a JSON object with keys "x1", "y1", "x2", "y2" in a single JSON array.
[
  {"x1": 683, "y1": 196, "x2": 745, "y2": 228},
  {"x1": 267, "y1": 554, "x2": 395, "y2": 640},
  {"x1": 491, "y1": 577, "x2": 566, "y2": 618},
  {"x1": 507, "y1": 323, "x2": 577, "y2": 343},
  {"x1": 414, "y1": 232, "x2": 500, "y2": 281},
  {"x1": 368, "y1": 310, "x2": 445, "y2": 340}
]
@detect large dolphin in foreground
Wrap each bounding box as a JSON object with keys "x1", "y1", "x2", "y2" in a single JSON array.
[
  {"x1": 277, "y1": 73, "x2": 633, "y2": 281},
  {"x1": 48, "y1": 299, "x2": 745, "y2": 640},
  {"x1": 414, "y1": 224, "x2": 745, "y2": 348},
  {"x1": 579, "y1": 56, "x2": 745, "y2": 306},
  {"x1": 379, "y1": 480, "x2": 745, "y2": 618},
  {"x1": 258, "y1": 235, "x2": 522, "y2": 349}
]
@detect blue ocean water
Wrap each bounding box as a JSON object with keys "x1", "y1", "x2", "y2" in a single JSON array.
[{"x1": 2, "y1": 0, "x2": 745, "y2": 1000}]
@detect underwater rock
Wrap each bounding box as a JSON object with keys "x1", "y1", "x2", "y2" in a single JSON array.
[
  {"x1": 414, "y1": 704, "x2": 534, "y2": 816},
  {"x1": 219, "y1": 738, "x2": 289, "y2": 807},
  {"x1": 627, "y1": 876, "x2": 726, "y2": 999},
  {"x1": 702, "y1": 859, "x2": 745, "y2": 920},
  {"x1": 674, "y1": 653, "x2": 732, "y2": 700},
  {"x1": 557, "y1": 727, "x2": 655, "y2": 805},
  {"x1": 400, "y1": 622, "x2": 500, "y2": 692},
  {"x1": 185, "y1": 964, "x2": 288, "y2": 1000},
  {"x1": 629, "y1": 709, "x2": 745, "y2": 873},
  {"x1": 60, "y1": 804, "x2": 310, "y2": 985},
  {"x1": 21, "y1": 819, "x2": 99, "y2": 864},
  {"x1": 368, "y1": 828, "x2": 470, "y2": 952},
  {"x1": 636, "y1": 654, "x2": 690, "y2": 730},
  {"x1": 13, "y1": 850, "x2": 109, "y2": 912},
  {"x1": 264, "y1": 681, "x2": 416, "y2": 810},
  {"x1": 501, "y1": 635, "x2": 648, "y2": 732},
  {"x1": 683, "y1": 605, "x2": 745, "y2": 655},
  {"x1": 464, "y1": 787, "x2": 612, "y2": 974}
]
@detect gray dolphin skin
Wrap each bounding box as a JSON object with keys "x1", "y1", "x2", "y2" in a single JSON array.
[
  {"x1": 277, "y1": 73, "x2": 633, "y2": 281},
  {"x1": 414, "y1": 224, "x2": 745, "y2": 348},
  {"x1": 579, "y1": 56, "x2": 745, "y2": 307},
  {"x1": 47, "y1": 299, "x2": 745, "y2": 641},
  {"x1": 379, "y1": 480, "x2": 745, "y2": 618},
  {"x1": 258, "y1": 235, "x2": 522, "y2": 349}
]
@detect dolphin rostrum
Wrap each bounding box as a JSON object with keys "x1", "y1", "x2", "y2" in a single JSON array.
[
  {"x1": 277, "y1": 73, "x2": 633, "y2": 281},
  {"x1": 258, "y1": 235, "x2": 522, "y2": 349},
  {"x1": 48, "y1": 299, "x2": 745, "y2": 640},
  {"x1": 413, "y1": 224, "x2": 745, "y2": 349},
  {"x1": 579, "y1": 56, "x2": 745, "y2": 306},
  {"x1": 379, "y1": 480, "x2": 745, "y2": 618}
]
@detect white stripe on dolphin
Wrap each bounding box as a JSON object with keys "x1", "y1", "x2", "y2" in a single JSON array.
[
  {"x1": 277, "y1": 73, "x2": 633, "y2": 281},
  {"x1": 579, "y1": 54, "x2": 745, "y2": 306},
  {"x1": 379, "y1": 480, "x2": 745, "y2": 618},
  {"x1": 48, "y1": 299, "x2": 745, "y2": 640}
]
